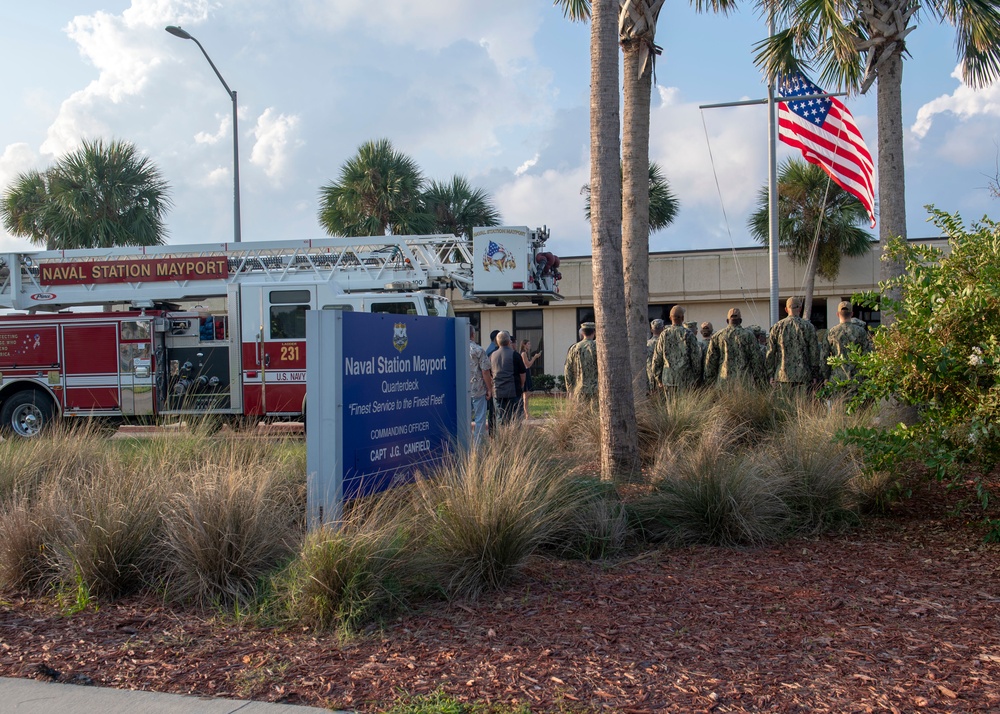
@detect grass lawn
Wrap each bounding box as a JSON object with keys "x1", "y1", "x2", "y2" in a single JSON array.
[{"x1": 525, "y1": 393, "x2": 564, "y2": 419}]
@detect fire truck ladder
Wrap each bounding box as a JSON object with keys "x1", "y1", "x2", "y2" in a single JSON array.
[{"x1": 0, "y1": 235, "x2": 475, "y2": 311}]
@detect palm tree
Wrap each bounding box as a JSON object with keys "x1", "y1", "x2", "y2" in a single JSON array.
[
  {"x1": 592, "y1": 0, "x2": 641, "y2": 480},
  {"x1": 1, "y1": 139, "x2": 170, "y2": 250},
  {"x1": 421, "y1": 175, "x2": 502, "y2": 239},
  {"x1": 753, "y1": 0, "x2": 1000, "y2": 320},
  {"x1": 318, "y1": 138, "x2": 434, "y2": 237},
  {"x1": 560, "y1": 0, "x2": 732, "y2": 392},
  {"x1": 748, "y1": 158, "x2": 873, "y2": 320},
  {"x1": 583, "y1": 161, "x2": 680, "y2": 231}
]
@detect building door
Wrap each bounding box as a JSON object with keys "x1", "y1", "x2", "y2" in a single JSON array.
[{"x1": 513, "y1": 309, "x2": 544, "y2": 378}]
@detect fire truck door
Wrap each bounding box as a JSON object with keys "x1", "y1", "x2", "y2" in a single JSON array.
[
  {"x1": 118, "y1": 319, "x2": 156, "y2": 416},
  {"x1": 241, "y1": 286, "x2": 314, "y2": 415}
]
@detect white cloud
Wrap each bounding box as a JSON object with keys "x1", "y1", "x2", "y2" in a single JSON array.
[
  {"x1": 250, "y1": 108, "x2": 302, "y2": 181},
  {"x1": 649, "y1": 85, "x2": 766, "y2": 244},
  {"x1": 195, "y1": 115, "x2": 229, "y2": 145},
  {"x1": 494, "y1": 163, "x2": 592, "y2": 257},
  {"x1": 0, "y1": 143, "x2": 41, "y2": 251},
  {"x1": 912, "y1": 64, "x2": 1000, "y2": 139},
  {"x1": 296, "y1": 0, "x2": 541, "y2": 68},
  {"x1": 41, "y1": 0, "x2": 212, "y2": 156},
  {"x1": 201, "y1": 166, "x2": 229, "y2": 186},
  {"x1": 515, "y1": 154, "x2": 540, "y2": 177}
]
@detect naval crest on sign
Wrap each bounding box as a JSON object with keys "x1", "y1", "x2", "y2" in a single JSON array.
[{"x1": 393, "y1": 323, "x2": 408, "y2": 353}]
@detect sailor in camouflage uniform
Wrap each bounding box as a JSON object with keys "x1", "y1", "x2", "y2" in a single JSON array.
[
  {"x1": 564, "y1": 322, "x2": 599, "y2": 400},
  {"x1": 748, "y1": 325, "x2": 768, "y2": 357},
  {"x1": 646, "y1": 319, "x2": 665, "y2": 389},
  {"x1": 703, "y1": 308, "x2": 764, "y2": 387},
  {"x1": 826, "y1": 301, "x2": 873, "y2": 393},
  {"x1": 651, "y1": 305, "x2": 702, "y2": 393},
  {"x1": 698, "y1": 321, "x2": 714, "y2": 369},
  {"x1": 766, "y1": 296, "x2": 820, "y2": 391}
]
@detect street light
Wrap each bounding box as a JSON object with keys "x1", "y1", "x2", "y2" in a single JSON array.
[{"x1": 165, "y1": 25, "x2": 242, "y2": 243}]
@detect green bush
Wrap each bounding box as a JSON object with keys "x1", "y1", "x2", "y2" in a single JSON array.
[
  {"x1": 848, "y1": 209, "x2": 1000, "y2": 536},
  {"x1": 532, "y1": 373, "x2": 556, "y2": 392}
]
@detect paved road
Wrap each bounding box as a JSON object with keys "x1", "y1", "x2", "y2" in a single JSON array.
[{"x1": 2, "y1": 676, "x2": 343, "y2": 713}]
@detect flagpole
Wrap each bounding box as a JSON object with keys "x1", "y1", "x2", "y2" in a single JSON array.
[{"x1": 767, "y1": 6, "x2": 779, "y2": 327}]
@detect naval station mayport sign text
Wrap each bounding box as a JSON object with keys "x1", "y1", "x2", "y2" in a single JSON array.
[
  {"x1": 39, "y1": 257, "x2": 228, "y2": 286},
  {"x1": 340, "y1": 313, "x2": 458, "y2": 500}
]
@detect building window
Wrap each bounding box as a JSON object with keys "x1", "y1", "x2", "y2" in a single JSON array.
[
  {"x1": 648, "y1": 304, "x2": 674, "y2": 326},
  {"x1": 847, "y1": 297, "x2": 881, "y2": 330},
  {"x1": 808, "y1": 298, "x2": 827, "y2": 330},
  {"x1": 457, "y1": 311, "x2": 482, "y2": 338},
  {"x1": 575, "y1": 307, "x2": 595, "y2": 338}
]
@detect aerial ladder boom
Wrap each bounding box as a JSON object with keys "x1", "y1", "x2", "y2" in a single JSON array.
[{"x1": 0, "y1": 234, "x2": 475, "y2": 311}]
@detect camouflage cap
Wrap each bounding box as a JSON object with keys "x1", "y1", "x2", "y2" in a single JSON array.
[
  {"x1": 837, "y1": 300, "x2": 852, "y2": 314},
  {"x1": 650, "y1": 318, "x2": 665, "y2": 330},
  {"x1": 727, "y1": 307, "x2": 742, "y2": 320},
  {"x1": 786, "y1": 296, "x2": 803, "y2": 311},
  {"x1": 700, "y1": 321, "x2": 714, "y2": 331},
  {"x1": 580, "y1": 321, "x2": 596, "y2": 331},
  {"x1": 684, "y1": 321, "x2": 697, "y2": 332},
  {"x1": 748, "y1": 324, "x2": 766, "y2": 338}
]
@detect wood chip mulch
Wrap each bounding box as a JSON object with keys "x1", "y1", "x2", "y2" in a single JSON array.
[{"x1": 2, "y1": 480, "x2": 999, "y2": 713}]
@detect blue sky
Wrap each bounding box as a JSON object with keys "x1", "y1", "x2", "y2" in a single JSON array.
[{"x1": 1, "y1": 1, "x2": 997, "y2": 259}]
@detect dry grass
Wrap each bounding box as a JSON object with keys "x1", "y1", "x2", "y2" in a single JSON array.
[
  {"x1": 632, "y1": 418, "x2": 791, "y2": 546},
  {"x1": 162, "y1": 463, "x2": 301, "y2": 606},
  {"x1": 410, "y1": 429, "x2": 593, "y2": 600}
]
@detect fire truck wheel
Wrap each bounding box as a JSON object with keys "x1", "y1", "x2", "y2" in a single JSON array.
[{"x1": 0, "y1": 390, "x2": 55, "y2": 438}]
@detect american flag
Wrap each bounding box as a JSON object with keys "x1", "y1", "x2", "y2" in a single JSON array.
[
  {"x1": 777, "y1": 71, "x2": 876, "y2": 227},
  {"x1": 487, "y1": 241, "x2": 506, "y2": 259}
]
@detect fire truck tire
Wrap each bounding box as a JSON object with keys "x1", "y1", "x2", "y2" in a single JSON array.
[{"x1": 0, "y1": 390, "x2": 55, "y2": 438}]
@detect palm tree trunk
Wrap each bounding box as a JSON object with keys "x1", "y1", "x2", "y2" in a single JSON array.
[
  {"x1": 877, "y1": 50, "x2": 906, "y2": 325},
  {"x1": 591, "y1": 0, "x2": 640, "y2": 481},
  {"x1": 622, "y1": 40, "x2": 652, "y2": 396}
]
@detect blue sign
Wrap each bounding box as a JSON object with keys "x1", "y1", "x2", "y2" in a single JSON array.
[{"x1": 339, "y1": 311, "x2": 463, "y2": 500}]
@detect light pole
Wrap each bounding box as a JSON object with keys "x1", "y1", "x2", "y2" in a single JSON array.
[{"x1": 166, "y1": 25, "x2": 241, "y2": 243}]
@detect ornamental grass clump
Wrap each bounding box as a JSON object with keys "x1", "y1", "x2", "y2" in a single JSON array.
[
  {"x1": 542, "y1": 476, "x2": 628, "y2": 560},
  {"x1": 281, "y1": 501, "x2": 414, "y2": 633},
  {"x1": 765, "y1": 398, "x2": 867, "y2": 534},
  {"x1": 708, "y1": 382, "x2": 790, "y2": 440},
  {"x1": 49, "y1": 457, "x2": 167, "y2": 599},
  {"x1": 161, "y1": 463, "x2": 301, "y2": 607},
  {"x1": 0, "y1": 421, "x2": 108, "y2": 504},
  {"x1": 539, "y1": 396, "x2": 600, "y2": 459},
  {"x1": 0, "y1": 494, "x2": 63, "y2": 592},
  {"x1": 631, "y1": 419, "x2": 790, "y2": 546},
  {"x1": 411, "y1": 429, "x2": 587, "y2": 599},
  {"x1": 634, "y1": 390, "x2": 715, "y2": 466}
]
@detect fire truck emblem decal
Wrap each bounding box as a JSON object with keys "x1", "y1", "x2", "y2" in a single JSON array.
[
  {"x1": 482, "y1": 240, "x2": 516, "y2": 273},
  {"x1": 393, "y1": 323, "x2": 408, "y2": 353}
]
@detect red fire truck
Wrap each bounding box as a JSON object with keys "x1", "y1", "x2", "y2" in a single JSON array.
[{"x1": 0, "y1": 228, "x2": 560, "y2": 437}]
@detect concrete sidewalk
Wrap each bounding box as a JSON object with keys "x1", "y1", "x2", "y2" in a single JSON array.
[{"x1": 2, "y1": 676, "x2": 342, "y2": 713}]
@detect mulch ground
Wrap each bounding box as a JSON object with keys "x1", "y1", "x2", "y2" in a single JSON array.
[{"x1": 2, "y1": 480, "x2": 999, "y2": 713}]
